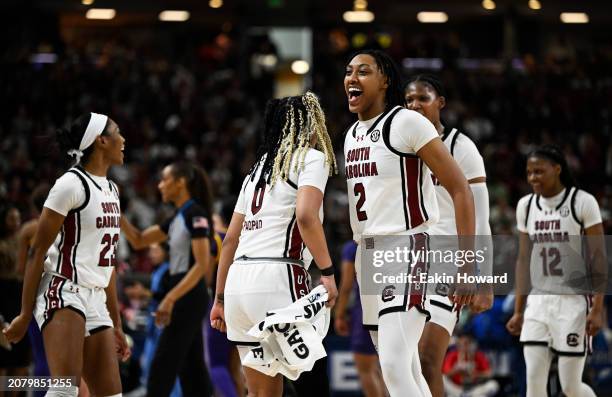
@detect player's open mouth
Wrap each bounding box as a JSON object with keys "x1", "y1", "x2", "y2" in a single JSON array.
[{"x1": 348, "y1": 87, "x2": 363, "y2": 105}]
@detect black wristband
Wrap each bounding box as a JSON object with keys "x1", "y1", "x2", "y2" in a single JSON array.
[{"x1": 320, "y1": 266, "x2": 335, "y2": 276}]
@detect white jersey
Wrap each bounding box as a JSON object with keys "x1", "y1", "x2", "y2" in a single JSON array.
[
  {"x1": 344, "y1": 106, "x2": 439, "y2": 241},
  {"x1": 43, "y1": 167, "x2": 121, "y2": 289},
  {"x1": 516, "y1": 187, "x2": 602, "y2": 294},
  {"x1": 428, "y1": 127, "x2": 486, "y2": 235},
  {"x1": 233, "y1": 149, "x2": 330, "y2": 267}
]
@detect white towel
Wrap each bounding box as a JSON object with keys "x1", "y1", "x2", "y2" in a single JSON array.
[{"x1": 243, "y1": 285, "x2": 330, "y2": 380}]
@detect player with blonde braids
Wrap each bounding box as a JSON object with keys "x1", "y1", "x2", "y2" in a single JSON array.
[
  {"x1": 268, "y1": 92, "x2": 336, "y2": 185},
  {"x1": 210, "y1": 92, "x2": 338, "y2": 396}
]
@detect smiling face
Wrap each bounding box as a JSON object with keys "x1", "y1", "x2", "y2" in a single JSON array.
[
  {"x1": 405, "y1": 81, "x2": 445, "y2": 126},
  {"x1": 99, "y1": 119, "x2": 125, "y2": 165},
  {"x1": 344, "y1": 54, "x2": 388, "y2": 120},
  {"x1": 526, "y1": 156, "x2": 562, "y2": 196}
]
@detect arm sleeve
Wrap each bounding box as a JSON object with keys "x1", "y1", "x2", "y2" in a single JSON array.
[
  {"x1": 471, "y1": 183, "x2": 491, "y2": 236},
  {"x1": 515, "y1": 196, "x2": 529, "y2": 233},
  {"x1": 43, "y1": 173, "x2": 86, "y2": 216},
  {"x1": 296, "y1": 149, "x2": 330, "y2": 193},
  {"x1": 456, "y1": 137, "x2": 486, "y2": 180},
  {"x1": 185, "y1": 205, "x2": 212, "y2": 239},
  {"x1": 388, "y1": 109, "x2": 439, "y2": 154},
  {"x1": 578, "y1": 192, "x2": 602, "y2": 229},
  {"x1": 234, "y1": 176, "x2": 250, "y2": 215},
  {"x1": 471, "y1": 183, "x2": 492, "y2": 276}
]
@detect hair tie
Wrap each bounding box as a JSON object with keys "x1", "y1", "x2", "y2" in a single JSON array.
[
  {"x1": 67, "y1": 149, "x2": 84, "y2": 165},
  {"x1": 67, "y1": 112, "x2": 108, "y2": 164}
]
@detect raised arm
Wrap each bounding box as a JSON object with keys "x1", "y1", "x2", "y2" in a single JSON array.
[{"x1": 120, "y1": 215, "x2": 167, "y2": 250}]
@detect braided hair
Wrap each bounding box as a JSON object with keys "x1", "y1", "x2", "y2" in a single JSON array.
[
  {"x1": 404, "y1": 74, "x2": 446, "y2": 98},
  {"x1": 347, "y1": 49, "x2": 405, "y2": 109},
  {"x1": 250, "y1": 92, "x2": 337, "y2": 186},
  {"x1": 528, "y1": 145, "x2": 576, "y2": 188}
]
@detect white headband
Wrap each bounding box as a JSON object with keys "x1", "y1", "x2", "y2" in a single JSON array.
[{"x1": 67, "y1": 112, "x2": 108, "y2": 163}]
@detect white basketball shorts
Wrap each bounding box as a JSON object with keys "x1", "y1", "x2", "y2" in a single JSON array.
[
  {"x1": 520, "y1": 294, "x2": 591, "y2": 356},
  {"x1": 34, "y1": 272, "x2": 113, "y2": 336}
]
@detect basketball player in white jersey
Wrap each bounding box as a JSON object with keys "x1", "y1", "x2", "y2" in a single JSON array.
[
  {"x1": 344, "y1": 49, "x2": 476, "y2": 397},
  {"x1": 210, "y1": 92, "x2": 338, "y2": 396},
  {"x1": 405, "y1": 74, "x2": 494, "y2": 397},
  {"x1": 506, "y1": 145, "x2": 605, "y2": 397},
  {"x1": 3, "y1": 113, "x2": 129, "y2": 397}
]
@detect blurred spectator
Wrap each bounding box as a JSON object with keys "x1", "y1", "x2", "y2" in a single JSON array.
[{"x1": 443, "y1": 332, "x2": 500, "y2": 397}]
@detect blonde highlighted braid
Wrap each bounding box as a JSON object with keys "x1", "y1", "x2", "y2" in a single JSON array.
[{"x1": 251, "y1": 91, "x2": 337, "y2": 187}]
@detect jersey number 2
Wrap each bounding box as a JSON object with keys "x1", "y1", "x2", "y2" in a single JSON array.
[
  {"x1": 354, "y1": 183, "x2": 368, "y2": 221},
  {"x1": 540, "y1": 247, "x2": 562, "y2": 276},
  {"x1": 99, "y1": 233, "x2": 119, "y2": 267}
]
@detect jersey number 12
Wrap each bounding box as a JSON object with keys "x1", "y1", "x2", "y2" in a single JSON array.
[{"x1": 540, "y1": 247, "x2": 562, "y2": 276}]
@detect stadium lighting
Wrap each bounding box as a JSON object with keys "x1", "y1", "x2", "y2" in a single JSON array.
[
  {"x1": 85, "y1": 8, "x2": 116, "y2": 20},
  {"x1": 209, "y1": 0, "x2": 223, "y2": 9},
  {"x1": 159, "y1": 10, "x2": 190, "y2": 22},
  {"x1": 343, "y1": 0, "x2": 375, "y2": 23},
  {"x1": 560, "y1": 12, "x2": 588, "y2": 23},
  {"x1": 81, "y1": 0, "x2": 94, "y2": 5},
  {"x1": 291, "y1": 60, "x2": 310, "y2": 75},
  {"x1": 528, "y1": 0, "x2": 541, "y2": 10},
  {"x1": 482, "y1": 0, "x2": 496, "y2": 10},
  {"x1": 343, "y1": 10, "x2": 375, "y2": 23},
  {"x1": 417, "y1": 12, "x2": 448, "y2": 23}
]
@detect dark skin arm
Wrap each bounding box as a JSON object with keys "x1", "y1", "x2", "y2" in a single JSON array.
[
  {"x1": 155, "y1": 237, "x2": 211, "y2": 327},
  {"x1": 584, "y1": 223, "x2": 606, "y2": 336},
  {"x1": 419, "y1": 137, "x2": 476, "y2": 305},
  {"x1": 210, "y1": 212, "x2": 244, "y2": 333},
  {"x1": 506, "y1": 232, "x2": 532, "y2": 335},
  {"x1": 16, "y1": 220, "x2": 38, "y2": 277},
  {"x1": 3, "y1": 208, "x2": 65, "y2": 342},
  {"x1": 120, "y1": 215, "x2": 167, "y2": 250},
  {"x1": 334, "y1": 258, "x2": 356, "y2": 336},
  {"x1": 105, "y1": 268, "x2": 131, "y2": 361}
]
